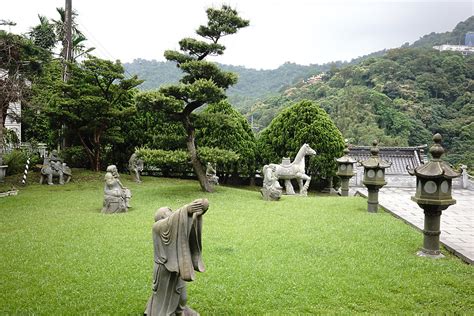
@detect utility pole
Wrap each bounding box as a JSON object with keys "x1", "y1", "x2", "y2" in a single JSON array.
[
  {"x1": 61, "y1": 0, "x2": 72, "y2": 149},
  {"x1": 63, "y1": 0, "x2": 72, "y2": 81}
]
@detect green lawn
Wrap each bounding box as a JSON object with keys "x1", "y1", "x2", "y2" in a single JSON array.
[{"x1": 0, "y1": 171, "x2": 473, "y2": 314}]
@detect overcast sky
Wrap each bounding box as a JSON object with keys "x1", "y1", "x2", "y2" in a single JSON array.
[{"x1": 2, "y1": 0, "x2": 473, "y2": 69}]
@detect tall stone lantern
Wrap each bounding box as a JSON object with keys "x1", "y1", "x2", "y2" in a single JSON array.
[
  {"x1": 336, "y1": 144, "x2": 356, "y2": 196},
  {"x1": 408, "y1": 133, "x2": 460, "y2": 259},
  {"x1": 360, "y1": 140, "x2": 391, "y2": 213}
]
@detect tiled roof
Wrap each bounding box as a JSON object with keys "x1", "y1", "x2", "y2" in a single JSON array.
[{"x1": 349, "y1": 146, "x2": 427, "y2": 175}]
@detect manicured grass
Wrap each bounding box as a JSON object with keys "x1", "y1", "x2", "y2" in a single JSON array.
[{"x1": 0, "y1": 171, "x2": 473, "y2": 314}]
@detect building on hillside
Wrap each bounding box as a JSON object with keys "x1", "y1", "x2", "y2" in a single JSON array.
[
  {"x1": 432, "y1": 44, "x2": 474, "y2": 55},
  {"x1": 305, "y1": 74, "x2": 324, "y2": 84},
  {"x1": 465, "y1": 32, "x2": 474, "y2": 47}
]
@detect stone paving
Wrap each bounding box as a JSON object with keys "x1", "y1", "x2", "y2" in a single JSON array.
[{"x1": 353, "y1": 187, "x2": 474, "y2": 264}]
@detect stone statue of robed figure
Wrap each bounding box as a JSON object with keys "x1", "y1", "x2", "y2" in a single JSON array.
[
  {"x1": 102, "y1": 165, "x2": 131, "y2": 213},
  {"x1": 145, "y1": 198, "x2": 209, "y2": 316}
]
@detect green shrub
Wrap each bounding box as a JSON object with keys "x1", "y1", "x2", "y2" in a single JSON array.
[
  {"x1": 61, "y1": 146, "x2": 89, "y2": 168},
  {"x1": 137, "y1": 148, "x2": 190, "y2": 174},
  {"x1": 3, "y1": 149, "x2": 41, "y2": 175},
  {"x1": 196, "y1": 100, "x2": 257, "y2": 176},
  {"x1": 136, "y1": 146, "x2": 239, "y2": 176}
]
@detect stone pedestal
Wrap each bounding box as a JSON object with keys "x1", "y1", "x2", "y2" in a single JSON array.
[
  {"x1": 417, "y1": 207, "x2": 445, "y2": 259},
  {"x1": 340, "y1": 177, "x2": 351, "y2": 196},
  {"x1": 367, "y1": 187, "x2": 379, "y2": 213}
]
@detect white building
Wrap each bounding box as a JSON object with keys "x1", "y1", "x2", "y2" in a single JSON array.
[
  {"x1": 4, "y1": 101, "x2": 21, "y2": 143},
  {"x1": 432, "y1": 44, "x2": 474, "y2": 55}
]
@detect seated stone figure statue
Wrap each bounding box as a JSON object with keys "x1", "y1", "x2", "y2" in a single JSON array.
[
  {"x1": 145, "y1": 199, "x2": 209, "y2": 316},
  {"x1": 102, "y1": 165, "x2": 132, "y2": 213},
  {"x1": 206, "y1": 162, "x2": 219, "y2": 185},
  {"x1": 261, "y1": 164, "x2": 283, "y2": 201},
  {"x1": 40, "y1": 150, "x2": 72, "y2": 185},
  {"x1": 128, "y1": 153, "x2": 144, "y2": 183}
]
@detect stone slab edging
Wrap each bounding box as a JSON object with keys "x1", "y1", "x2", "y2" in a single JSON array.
[{"x1": 0, "y1": 190, "x2": 18, "y2": 198}]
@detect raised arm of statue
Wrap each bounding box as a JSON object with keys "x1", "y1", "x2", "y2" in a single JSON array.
[{"x1": 184, "y1": 198, "x2": 209, "y2": 216}]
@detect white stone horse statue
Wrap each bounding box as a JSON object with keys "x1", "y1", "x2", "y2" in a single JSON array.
[{"x1": 269, "y1": 143, "x2": 316, "y2": 196}]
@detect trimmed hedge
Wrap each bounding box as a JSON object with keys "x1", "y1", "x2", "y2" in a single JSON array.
[{"x1": 136, "y1": 146, "x2": 239, "y2": 176}]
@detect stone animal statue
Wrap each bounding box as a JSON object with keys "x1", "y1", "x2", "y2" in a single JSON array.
[
  {"x1": 39, "y1": 150, "x2": 72, "y2": 185},
  {"x1": 144, "y1": 198, "x2": 209, "y2": 316},
  {"x1": 268, "y1": 143, "x2": 316, "y2": 196}
]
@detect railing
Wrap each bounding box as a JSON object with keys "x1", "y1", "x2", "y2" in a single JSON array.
[{"x1": 3, "y1": 142, "x2": 48, "y2": 158}]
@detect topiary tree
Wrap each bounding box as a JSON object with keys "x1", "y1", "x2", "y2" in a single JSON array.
[
  {"x1": 142, "y1": 5, "x2": 249, "y2": 192},
  {"x1": 196, "y1": 100, "x2": 257, "y2": 180},
  {"x1": 257, "y1": 99, "x2": 345, "y2": 182}
]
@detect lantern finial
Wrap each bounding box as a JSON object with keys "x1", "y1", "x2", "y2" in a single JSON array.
[
  {"x1": 430, "y1": 133, "x2": 444, "y2": 160},
  {"x1": 370, "y1": 140, "x2": 379, "y2": 156}
]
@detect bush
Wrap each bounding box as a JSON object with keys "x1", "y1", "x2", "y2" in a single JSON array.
[
  {"x1": 136, "y1": 146, "x2": 239, "y2": 177},
  {"x1": 3, "y1": 149, "x2": 41, "y2": 175},
  {"x1": 196, "y1": 100, "x2": 257, "y2": 176},
  {"x1": 61, "y1": 146, "x2": 89, "y2": 168}
]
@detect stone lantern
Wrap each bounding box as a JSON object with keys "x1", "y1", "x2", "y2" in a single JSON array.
[
  {"x1": 335, "y1": 144, "x2": 356, "y2": 196},
  {"x1": 407, "y1": 133, "x2": 460, "y2": 259},
  {"x1": 360, "y1": 140, "x2": 391, "y2": 213}
]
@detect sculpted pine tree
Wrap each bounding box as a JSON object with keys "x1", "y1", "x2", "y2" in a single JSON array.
[{"x1": 153, "y1": 5, "x2": 249, "y2": 192}]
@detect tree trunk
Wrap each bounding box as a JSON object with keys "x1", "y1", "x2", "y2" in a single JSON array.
[
  {"x1": 0, "y1": 107, "x2": 4, "y2": 165},
  {"x1": 93, "y1": 146, "x2": 100, "y2": 172},
  {"x1": 77, "y1": 132, "x2": 97, "y2": 171},
  {"x1": 184, "y1": 117, "x2": 213, "y2": 192}
]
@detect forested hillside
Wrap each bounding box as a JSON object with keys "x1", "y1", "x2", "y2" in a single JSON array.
[
  {"x1": 123, "y1": 16, "x2": 473, "y2": 167},
  {"x1": 411, "y1": 16, "x2": 474, "y2": 48},
  {"x1": 245, "y1": 47, "x2": 473, "y2": 166},
  {"x1": 125, "y1": 60, "x2": 338, "y2": 108}
]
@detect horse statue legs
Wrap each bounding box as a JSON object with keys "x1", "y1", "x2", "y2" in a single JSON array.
[{"x1": 296, "y1": 173, "x2": 311, "y2": 196}]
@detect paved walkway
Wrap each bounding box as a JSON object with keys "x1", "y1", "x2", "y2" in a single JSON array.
[{"x1": 353, "y1": 187, "x2": 473, "y2": 264}]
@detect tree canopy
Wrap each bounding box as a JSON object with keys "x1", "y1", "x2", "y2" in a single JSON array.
[
  {"x1": 247, "y1": 47, "x2": 473, "y2": 168},
  {"x1": 196, "y1": 100, "x2": 257, "y2": 177},
  {"x1": 46, "y1": 56, "x2": 142, "y2": 171}
]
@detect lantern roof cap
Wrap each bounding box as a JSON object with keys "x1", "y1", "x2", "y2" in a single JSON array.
[
  {"x1": 407, "y1": 134, "x2": 460, "y2": 179},
  {"x1": 360, "y1": 140, "x2": 392, "y2": 169},
  {"x1": 336, "y1": 144, "x2": 357, "y2": 163}
]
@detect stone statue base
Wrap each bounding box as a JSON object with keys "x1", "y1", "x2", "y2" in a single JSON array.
[
  {"x1": 102, "y1": 188, "x2": 131, "y2": 214},
  {"x1": 207, "y1": 175, "x2": 219, "y2": 186},
  {"x1": 261, "y1": 187, "x2": 282, "y2": 201},
  {"x1": 416, "y1": 250, "x2": 445, "y2": 259}
]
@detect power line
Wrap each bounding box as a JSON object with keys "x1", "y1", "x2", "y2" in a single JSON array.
[{"x1": 76, "y1": 19, "x2": 134, "y2": 77}]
